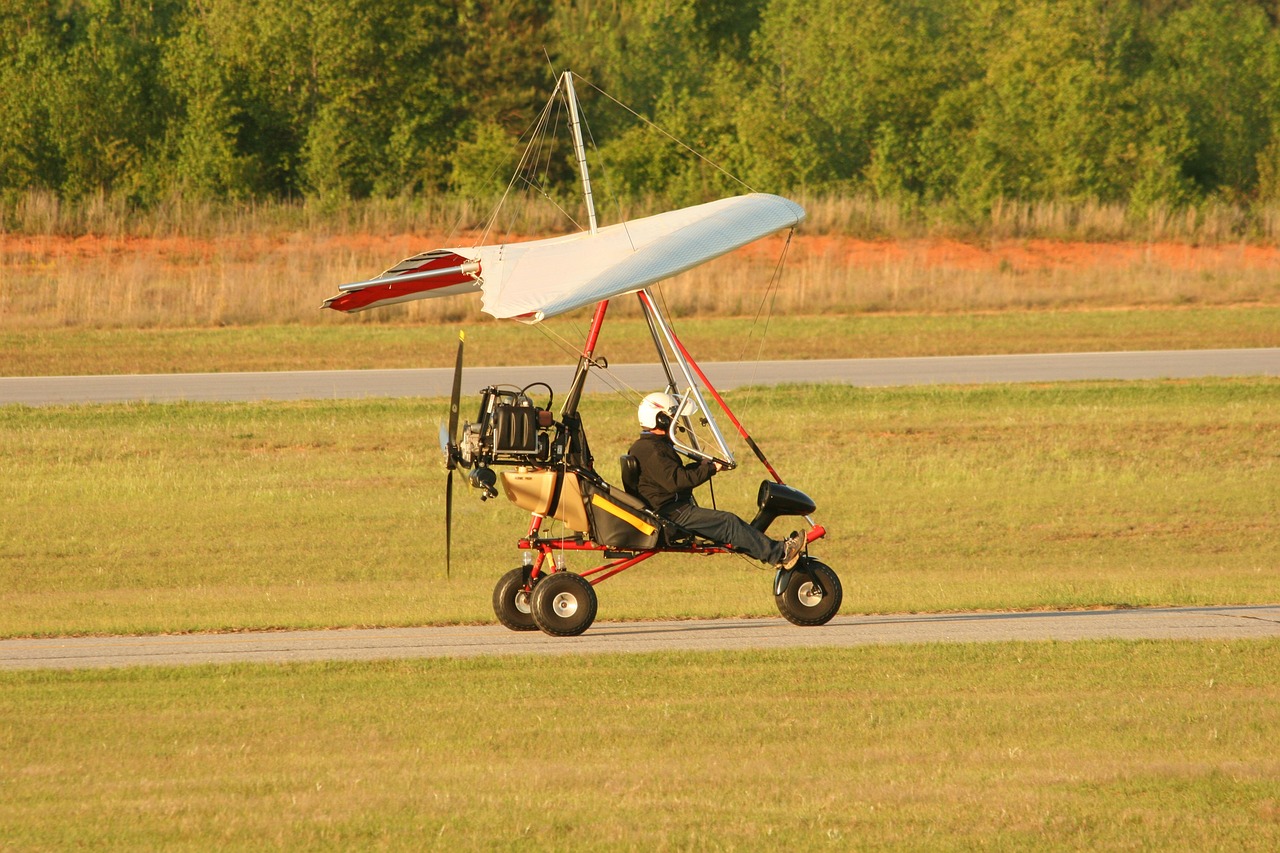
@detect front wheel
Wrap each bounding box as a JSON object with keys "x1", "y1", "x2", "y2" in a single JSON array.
[
  {"x1": 530, "y1": 572, "x2": 598, "y2": 637},
  {"x1": 774, "y1": 558, "x2": 842, "y2": 626},
  {"x1": 492, "y1": 568, "x2": 538, "y2": 632}
]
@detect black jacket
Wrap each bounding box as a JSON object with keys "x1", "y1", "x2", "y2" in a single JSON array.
[{"x1": 627, "y1": 431, "x2": 714, "y2": 512}]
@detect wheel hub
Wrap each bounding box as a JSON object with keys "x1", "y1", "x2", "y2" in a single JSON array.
[
  {"x1": 515, "y1": 590, "x2": 532, "y2": 615},
  {"x1": 797, "y1": 581, "x2": 823, "y2": 607},
  {"x1": 551, "y1": 592, "x2": 579, "y2": 618}
]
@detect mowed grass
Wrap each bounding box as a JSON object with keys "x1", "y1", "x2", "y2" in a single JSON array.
[
  {"x1": 3, "y1": 305, "x2": 1280, "y2": 376},
  {"x1": 2, "y1": 379, "x2": 1276, "y2": 637},
  {"x1": 2, "y1": 642, "x2": 1278, "y2": 849}
]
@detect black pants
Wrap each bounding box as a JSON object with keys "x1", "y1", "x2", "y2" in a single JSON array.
[{"x1": 663, "y1": 502, "x2": 785, "y2": 565}]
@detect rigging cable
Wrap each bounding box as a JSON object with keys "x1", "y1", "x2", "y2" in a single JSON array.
[
  {"x1": 575, "y1": 72, "x2": 794, "y2": 381},
  {"x1": 479, "y1": 91, "x2": 552, "y2": 244},
  {"x1": 581, "y1": 77, "x2": 757, "y2": 195},
  {"x1": 482, "y1": 80, "x2": 581, "y2": 248},
  {"x1": 740, "y1": 226, "x2": 797, "y2": 384},
  {"x1": 529, "y1": 320, "x2": 648, "y2": 408}
]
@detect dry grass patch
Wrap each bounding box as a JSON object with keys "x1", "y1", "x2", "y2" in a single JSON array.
[{"x1": 3, "y1": 227, "x2": 1277, "y2": 329}]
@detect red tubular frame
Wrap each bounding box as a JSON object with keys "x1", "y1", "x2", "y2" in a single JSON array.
[
  {"x1": 519, "y1": 518, "x2": 828, "y2": 587},
  {"x1": 582, "y1": 299, "x2": 609, "y2": 356}
]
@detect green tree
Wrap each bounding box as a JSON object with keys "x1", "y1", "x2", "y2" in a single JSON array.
[
  {"x1": 448, "y1": 0, "x2": 556, "y2": 197},
  {"x1": 160, "y1": 3, "x2": 267, "y2": 199},
  {"x1": 550, "y1": 0, "x2": 716, "y2": 147},
  {"x1": 539, "y1": 1, "x2": 737, "y2": 205},
  {"x1": 5, "y1": 0, "x2": 1280, "y2": 211},
  {"x1": 159, "y1": 0, "x2": 460, "y2": 200},
  {"x1": 1149, "y1": 0, "x2": 1280, "y2": 201},
  {"x1": 1, "y1": 0, "x2": 181, "y2": 200},
  {"x1": 694, "y1": 0, "x2": 768, "y2": 62},
  {"x1": 926, "y1": 1, "x2": 1168, "y2": 211},
  {"x1": 0, "y1": 3, "x2": 62, "y2": 194},
  {"x1": 747, "y1": 0, "x2": 975, "y2": 194},
  {"x1": 159, "y1": 0, "x2": 313, "y2": 198},
  {"x1": 301, "y1": 0, "x2": 459, "y2": 199}
]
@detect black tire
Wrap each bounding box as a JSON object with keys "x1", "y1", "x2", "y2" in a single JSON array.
[
  {"x1": 492, "y1": 568, "x2": 539, "y2": 632},
  {"x1": 775, "y1": 558, "x2": 842, "y2": 626},
  {"x1": 530, "y1": 572, "x2": 598, "y2": 637}
]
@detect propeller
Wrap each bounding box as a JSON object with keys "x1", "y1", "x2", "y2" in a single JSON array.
[{"x1": 443, "y1": 331, "x2": 465, "y2": 578}]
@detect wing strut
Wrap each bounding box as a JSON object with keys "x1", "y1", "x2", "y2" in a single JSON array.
[{"x1": 637, "y1": 289, "x2": 786, "y2": 485}]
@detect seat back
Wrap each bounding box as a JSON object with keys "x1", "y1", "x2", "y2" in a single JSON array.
[{"x1": 619, "y1": 454, "x2": 643, "y2": 502}]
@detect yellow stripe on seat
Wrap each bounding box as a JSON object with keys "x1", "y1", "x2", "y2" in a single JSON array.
[{"x1": 590, "y1": 494, "x2": 657, "y2": 535}]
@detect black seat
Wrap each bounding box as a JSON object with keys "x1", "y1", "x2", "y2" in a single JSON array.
[
  {"x1": 619, "y1": 454, "x2": 644, "y2": 503},
  {"x1": 618, "y1": 454, "x2": 705, "y2": 548}
]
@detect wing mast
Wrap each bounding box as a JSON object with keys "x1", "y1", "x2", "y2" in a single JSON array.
[
  {"x1": 557, "y1": 71, "x2": 741, "y2": 471},
  {"x1": 560, "y1": 70, "x2": 606, "y2": 423},
  {"x1": 563, "y1": 71, "x2": 598, "y2": 236}
]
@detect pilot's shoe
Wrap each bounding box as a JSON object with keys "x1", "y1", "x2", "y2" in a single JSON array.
[{"x1": 777, "y1": 531, "x2": 804, "y2": 570}]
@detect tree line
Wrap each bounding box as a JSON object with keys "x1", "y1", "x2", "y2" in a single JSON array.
[{"x1": 3, "y1": 0, "x2": 1279, "y2": 219}]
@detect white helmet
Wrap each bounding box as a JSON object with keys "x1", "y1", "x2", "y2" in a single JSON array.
[{"x1": 638, "y1": 392, "x2": 678, "y2": 430}]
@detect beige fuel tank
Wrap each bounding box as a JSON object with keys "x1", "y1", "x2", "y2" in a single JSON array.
[{"x1": 499, "y1": 469, "x2": 591, "y2": 533}]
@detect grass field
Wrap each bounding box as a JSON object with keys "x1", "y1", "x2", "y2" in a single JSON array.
[
  {"x1": 4, "y1": 199, "x2": 1278, "y2": 848},
  {"x1": 2, "y1": 642, "x2": 1278, "y2": 849},
  {"x1": 2, "y1": 379, "x2": 1276, "y2": 638},
  {"x1": 3, "y1": 305, "x2": 1280, "y2": 377}
]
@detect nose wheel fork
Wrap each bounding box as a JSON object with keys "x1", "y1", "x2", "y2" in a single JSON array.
[{"x1": 774, "y1": 558, "x2": 842, "y2": 626}]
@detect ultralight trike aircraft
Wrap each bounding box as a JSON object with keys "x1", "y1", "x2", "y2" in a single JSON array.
[{"x1": 322, "y1": 72, "x2": 842, "y2": 636}]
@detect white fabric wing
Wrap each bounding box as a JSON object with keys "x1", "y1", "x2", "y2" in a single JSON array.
[
  {"x1": 475, "y1": 193, "x2": 804, "y2": 321},
  {"x1": 322, "y1": 193, "x2": 804, "y2": 320}
]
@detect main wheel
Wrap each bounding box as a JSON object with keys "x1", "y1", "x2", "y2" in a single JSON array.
[
  {"x1": 493, "y1": 568, "x2": 538, "y2": 632},
  {"x1": 775, "y1": 558, "x2": 842, "y2": 626},
  {"x1": 530, "y1": 572, "x2": 598, "y2": 637}
]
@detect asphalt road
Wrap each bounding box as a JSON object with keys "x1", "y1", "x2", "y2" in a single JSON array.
[
  {"x1": 3, "y1": 348, "x2": 1278, "y2": 405},
  {"x1": 3, "y1": 606, "x2": 1278, "y2": 670}
]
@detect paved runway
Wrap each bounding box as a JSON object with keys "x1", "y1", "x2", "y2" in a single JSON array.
[
  {"x1": 3, "y1": 606, "x2": 1277, "y2": 670},
  {"x1": 3, "y1": 348, "x2": 1278, "y2": 405}
]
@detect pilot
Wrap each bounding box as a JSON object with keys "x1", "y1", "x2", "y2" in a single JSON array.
[{"x1": 628, "y1": 392, "x2": 804, "y2": 570}]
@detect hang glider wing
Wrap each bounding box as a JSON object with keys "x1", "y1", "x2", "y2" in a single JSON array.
[
  {"x1": 481, "y1": 193, "x2": 804, "y2": 321},
  {"x1": 322, "y1": 193, "x2": 804, "y2": 321}
]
